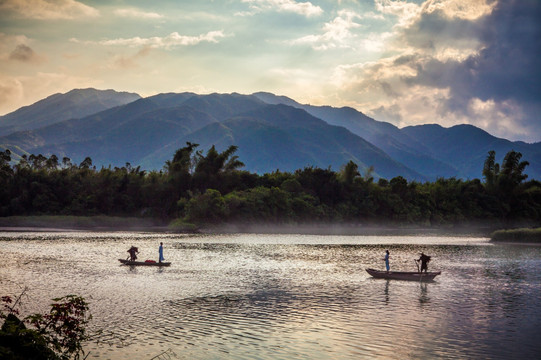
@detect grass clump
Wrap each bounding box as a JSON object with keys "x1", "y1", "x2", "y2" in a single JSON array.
[
  {"x1": 168, "y1": 218, "x2": 198, "y2": 233},
  {"x1": 490, "y1": 228, "x2": 541, "y2": 243}
]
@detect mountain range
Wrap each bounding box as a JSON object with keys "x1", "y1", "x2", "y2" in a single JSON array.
[{"x1": 1, "y1": 88, "x2": 539, "y2": 181}]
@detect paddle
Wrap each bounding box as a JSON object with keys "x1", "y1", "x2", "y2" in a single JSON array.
[{"x1": 415, "y1": 259, "x2": 420, "y2": 273}]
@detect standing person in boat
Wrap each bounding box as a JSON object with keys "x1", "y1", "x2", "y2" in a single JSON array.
[
  {"x1": 383, "y1": 250, "x2": 390, "y2": 272},
  {"x1": 127, "y1": 246, "x2": 139, "y2": 261},
  {"x1": 158, "y1": 242, "x2": 165, "y2": 263},
  {"x1": 416, "y1": 252, "x2": 431, "y2": 273}
]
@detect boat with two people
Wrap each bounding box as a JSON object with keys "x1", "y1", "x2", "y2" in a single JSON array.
[
  {"x1": 119, "y1": 244, "x2": 171, "y2": 266},
  {"x1": 365, "y1": 268, "x2": 441, "y2": 281},
  {"x1": 118, "y1": 259, "x2": 171, "y2": 267},
  {"x1": 366, "y1": 251, "x2": 440, "y2": 281}
]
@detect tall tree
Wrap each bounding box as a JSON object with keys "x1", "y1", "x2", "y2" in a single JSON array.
[
  {"x1": 499, "y1": 150, "x2": 529, "y2": 190},
  {"x1": 193, "y1": 145, "x2": 244, "y2": 192},
  {"x1": 482, "y1": 150, "x2": 500, "y2": 189}
]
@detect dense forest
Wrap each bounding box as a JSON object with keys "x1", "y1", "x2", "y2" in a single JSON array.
[{"x1": 1, "y1": 144, "x2": 540, "y2": 229}]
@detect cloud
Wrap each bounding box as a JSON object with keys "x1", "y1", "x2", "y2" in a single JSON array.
[
  {"x1": 114, "y1": 8, "x2": 164, "y2": 20},
  {"x1": 404, "y1": 0, "x2": 541, "y2": 140},
  {"x1": 71, "y1": 31, "x2": 227, "y2": 50},
  {"x1": 0, "y1": 76, "x2": 24, "y2": 112},
  {"x1": 241, "y1": 0, "x2": 323, "y2": 17},
  {"x1": 375, "y1": 0, "x2": 421, "y2": 27},
  {"x1": 289, "y1": 10, "x2": 362, "y2": 50},
  {"x1": 9, "y1": 44, "x2": 45, "y2": 63},
  {"x1": 110, "y1": 47, "x2": 152, "y2": 69},
  {"x1": 333, "y1": 0, "x2": 541, "y2": 142},
  {"x1": 0, "y1": 0, "x2": 99, "y2": 20},
  {"x1": 0, "y1": 33, "x2": 30, "y2": 58}
]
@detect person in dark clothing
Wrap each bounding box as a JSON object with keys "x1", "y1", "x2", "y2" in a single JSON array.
[
  {"x1": 127, "y1": 246, "x2": 139, "y2": 261},
  {"x1": 416, "y1": 252, "x2": 431, "y2": 272}
]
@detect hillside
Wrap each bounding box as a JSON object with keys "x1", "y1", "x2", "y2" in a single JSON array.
[
  {"x1": 0, "y1": 88, "x2": 539, "y2": 181},
  {"x1": 254, "y1": 92, "x2": 540, "y2": 180},
  {"x1": 403, "y1": 124, "x2": 541, "y2": 180},
  {"x1": 0, "y1": 88, "x2": 141, "y2": 136}
]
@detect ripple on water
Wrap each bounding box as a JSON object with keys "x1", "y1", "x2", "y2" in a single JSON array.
[{"x1": 1, "y1": 232, "x2": 540, "y2": 359}]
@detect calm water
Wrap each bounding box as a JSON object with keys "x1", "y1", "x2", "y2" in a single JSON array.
[{"x1": 1, "y1": 232, "x2": 540, "y2": 359}]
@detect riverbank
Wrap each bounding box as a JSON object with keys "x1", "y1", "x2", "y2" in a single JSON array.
[
  {"x1": 0, "y1": 215, "x2": 169, "y2": 232},
  {"x1": 490, "y1": 228, "x2": 541, "y2": 243},
  {"x1": 0, "y1": 215, "x2": 500, "y2": 236}
]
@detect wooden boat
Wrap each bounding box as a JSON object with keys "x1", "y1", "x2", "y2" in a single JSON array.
[
  {"x1": 366, "y1": 268, "x2": 440, "y2": 281},
  {"x1": 119, "y1": 259, "x2": 171, "y2": 267}
]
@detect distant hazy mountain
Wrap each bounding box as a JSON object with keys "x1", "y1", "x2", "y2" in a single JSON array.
[
  {"x1": 1, "y1": 89, "x2": 539, "y2": 181},
  {"x1": 141, "y1": 103, "x2": 421, "y2": 178},
  {"x1": 0, "y1": 88, "x2": 141, "y2": 137},
  {"x1": 402, "y1": 124, "x2": 541, "y2": 180},
  {"x1": 0, "y1": 91, "x2": 423, "y2": 179},
  {"x1": 253, "y1": 92, "x2": 540, "y2": 180},
  {"x1": 253, "y1": 92, "x2": 458, "y2": 179}
]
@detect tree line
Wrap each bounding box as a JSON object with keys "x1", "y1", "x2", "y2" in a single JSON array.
[{"x1": 1, "y1": 145, "x2": 540, "y2": 227}]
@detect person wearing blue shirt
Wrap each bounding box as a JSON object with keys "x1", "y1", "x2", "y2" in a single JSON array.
[
  {"x1": 159, "y1": 242, "x2": 165, "y2": 263},
  {"x1": 383, "y1": 250, "x2": 390, "y2": 272}
]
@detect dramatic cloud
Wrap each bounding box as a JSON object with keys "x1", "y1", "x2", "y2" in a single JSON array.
[
  {"x1": 334, "y1": 0, "x2": 541, "y2": 142},
  {"x1": 0, "y1": 0, "x2": 99, "y2": 20},
  {"x1": 241, "y1": 0, "x2": 323, "y2": 17},
  {"x1": 71, "y1": 31, "x2": 227, "y2": 50},
  {"x1": 1, "y1": 0, "x2": 539, "y2": 141},
  {"x1": 405, "y1": 0, "x2": 541, "y2": 140}
]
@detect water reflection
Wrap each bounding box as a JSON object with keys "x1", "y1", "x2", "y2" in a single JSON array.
[
  {"x1": 384, "y1": 280, "x2": 390, "y2": 305},
  {"x1": 0, "y1": 232, "x2": 540, "y2": 359},
  {"x1": 418, "y1": 282, "x2": 430, "y2": 305}
]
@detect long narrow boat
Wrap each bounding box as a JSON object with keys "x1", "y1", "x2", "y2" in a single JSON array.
[
  {"x1": 119, "y1": 259, "x2": 171, "y2": 267},
  {"x1": 366, "y1": 268, "x2": 440, "y2": 281}
]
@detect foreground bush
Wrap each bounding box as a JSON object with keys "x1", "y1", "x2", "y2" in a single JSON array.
[{"x1": 1, "y1": 292, "x2": 90, "y2": 360}]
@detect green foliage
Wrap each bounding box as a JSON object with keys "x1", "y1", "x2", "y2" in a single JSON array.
[
  {"x1": 339, "y1": 160, "x2": 360, "y2": 185},
  {"x1": 482, "y1": 150, "x2": 532, "y2": 222},
  {"x1": 0, "y1": 147, "x2": 539, "y2": 228},
  {"x1": 1, "y1": 293, "x2": 91, "y2": 360},
  {"x1": 490, "y1": 228, "x2": 541, "y2": 243},
  {"x1": 185, "y1": 189, "x2": 227, "y2": 223},
  {"x1": 168, "y1": 218, "x2": 198, "y2": 232}
]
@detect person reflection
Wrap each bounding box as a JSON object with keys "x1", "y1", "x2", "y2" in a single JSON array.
[
  {"x1": 384, "y1": 279, "x2": 390, "y2": 305},
  {"x1": 419, "y1": 282, "x2": 430, "y2": 305}
]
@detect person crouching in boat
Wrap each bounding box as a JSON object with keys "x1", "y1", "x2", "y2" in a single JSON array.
[
  {"x1": 416, "y1": 252, "x2": 431, "y2": 273},
  {"x1": 127, "y1": 246, "x2": 139, "y2": 261},
  {"x1": 383, "y1": 250, "x2": 390, "y2": 272}
]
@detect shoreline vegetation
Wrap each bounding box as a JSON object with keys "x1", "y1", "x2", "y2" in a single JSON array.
[
  {"x1": 490, "y1": 228, "x2": 541, "y2": 243},
  {"x1": 1, "y1": 146, "x2": 540, "y2": 236},
  {"x1": 0, "y1": 215, "x2": 169, "y2": 232},
  {"x1": 0, "y1": 214, "x2": 512, "y2": 237}
]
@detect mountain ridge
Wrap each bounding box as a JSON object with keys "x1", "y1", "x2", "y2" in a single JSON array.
[
  {"x1": 1, "y1": 88, "x2": 539, "y2": 181},
  {"x1": 0, "y1": 88, "x2": 141, "y2": 136}
]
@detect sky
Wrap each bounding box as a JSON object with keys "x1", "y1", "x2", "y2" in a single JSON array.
[{"x1": 0, "y1": 0, "x2": 540, "y2": 142}]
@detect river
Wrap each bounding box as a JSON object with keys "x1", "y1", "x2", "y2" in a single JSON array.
[{"x1": 0, "y1": 232, "x2": 540, "y2": 359}]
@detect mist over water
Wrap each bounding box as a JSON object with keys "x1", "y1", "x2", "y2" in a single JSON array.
[{"x1": 1, "y1": 232, "x2": 540, "y2": 359}]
